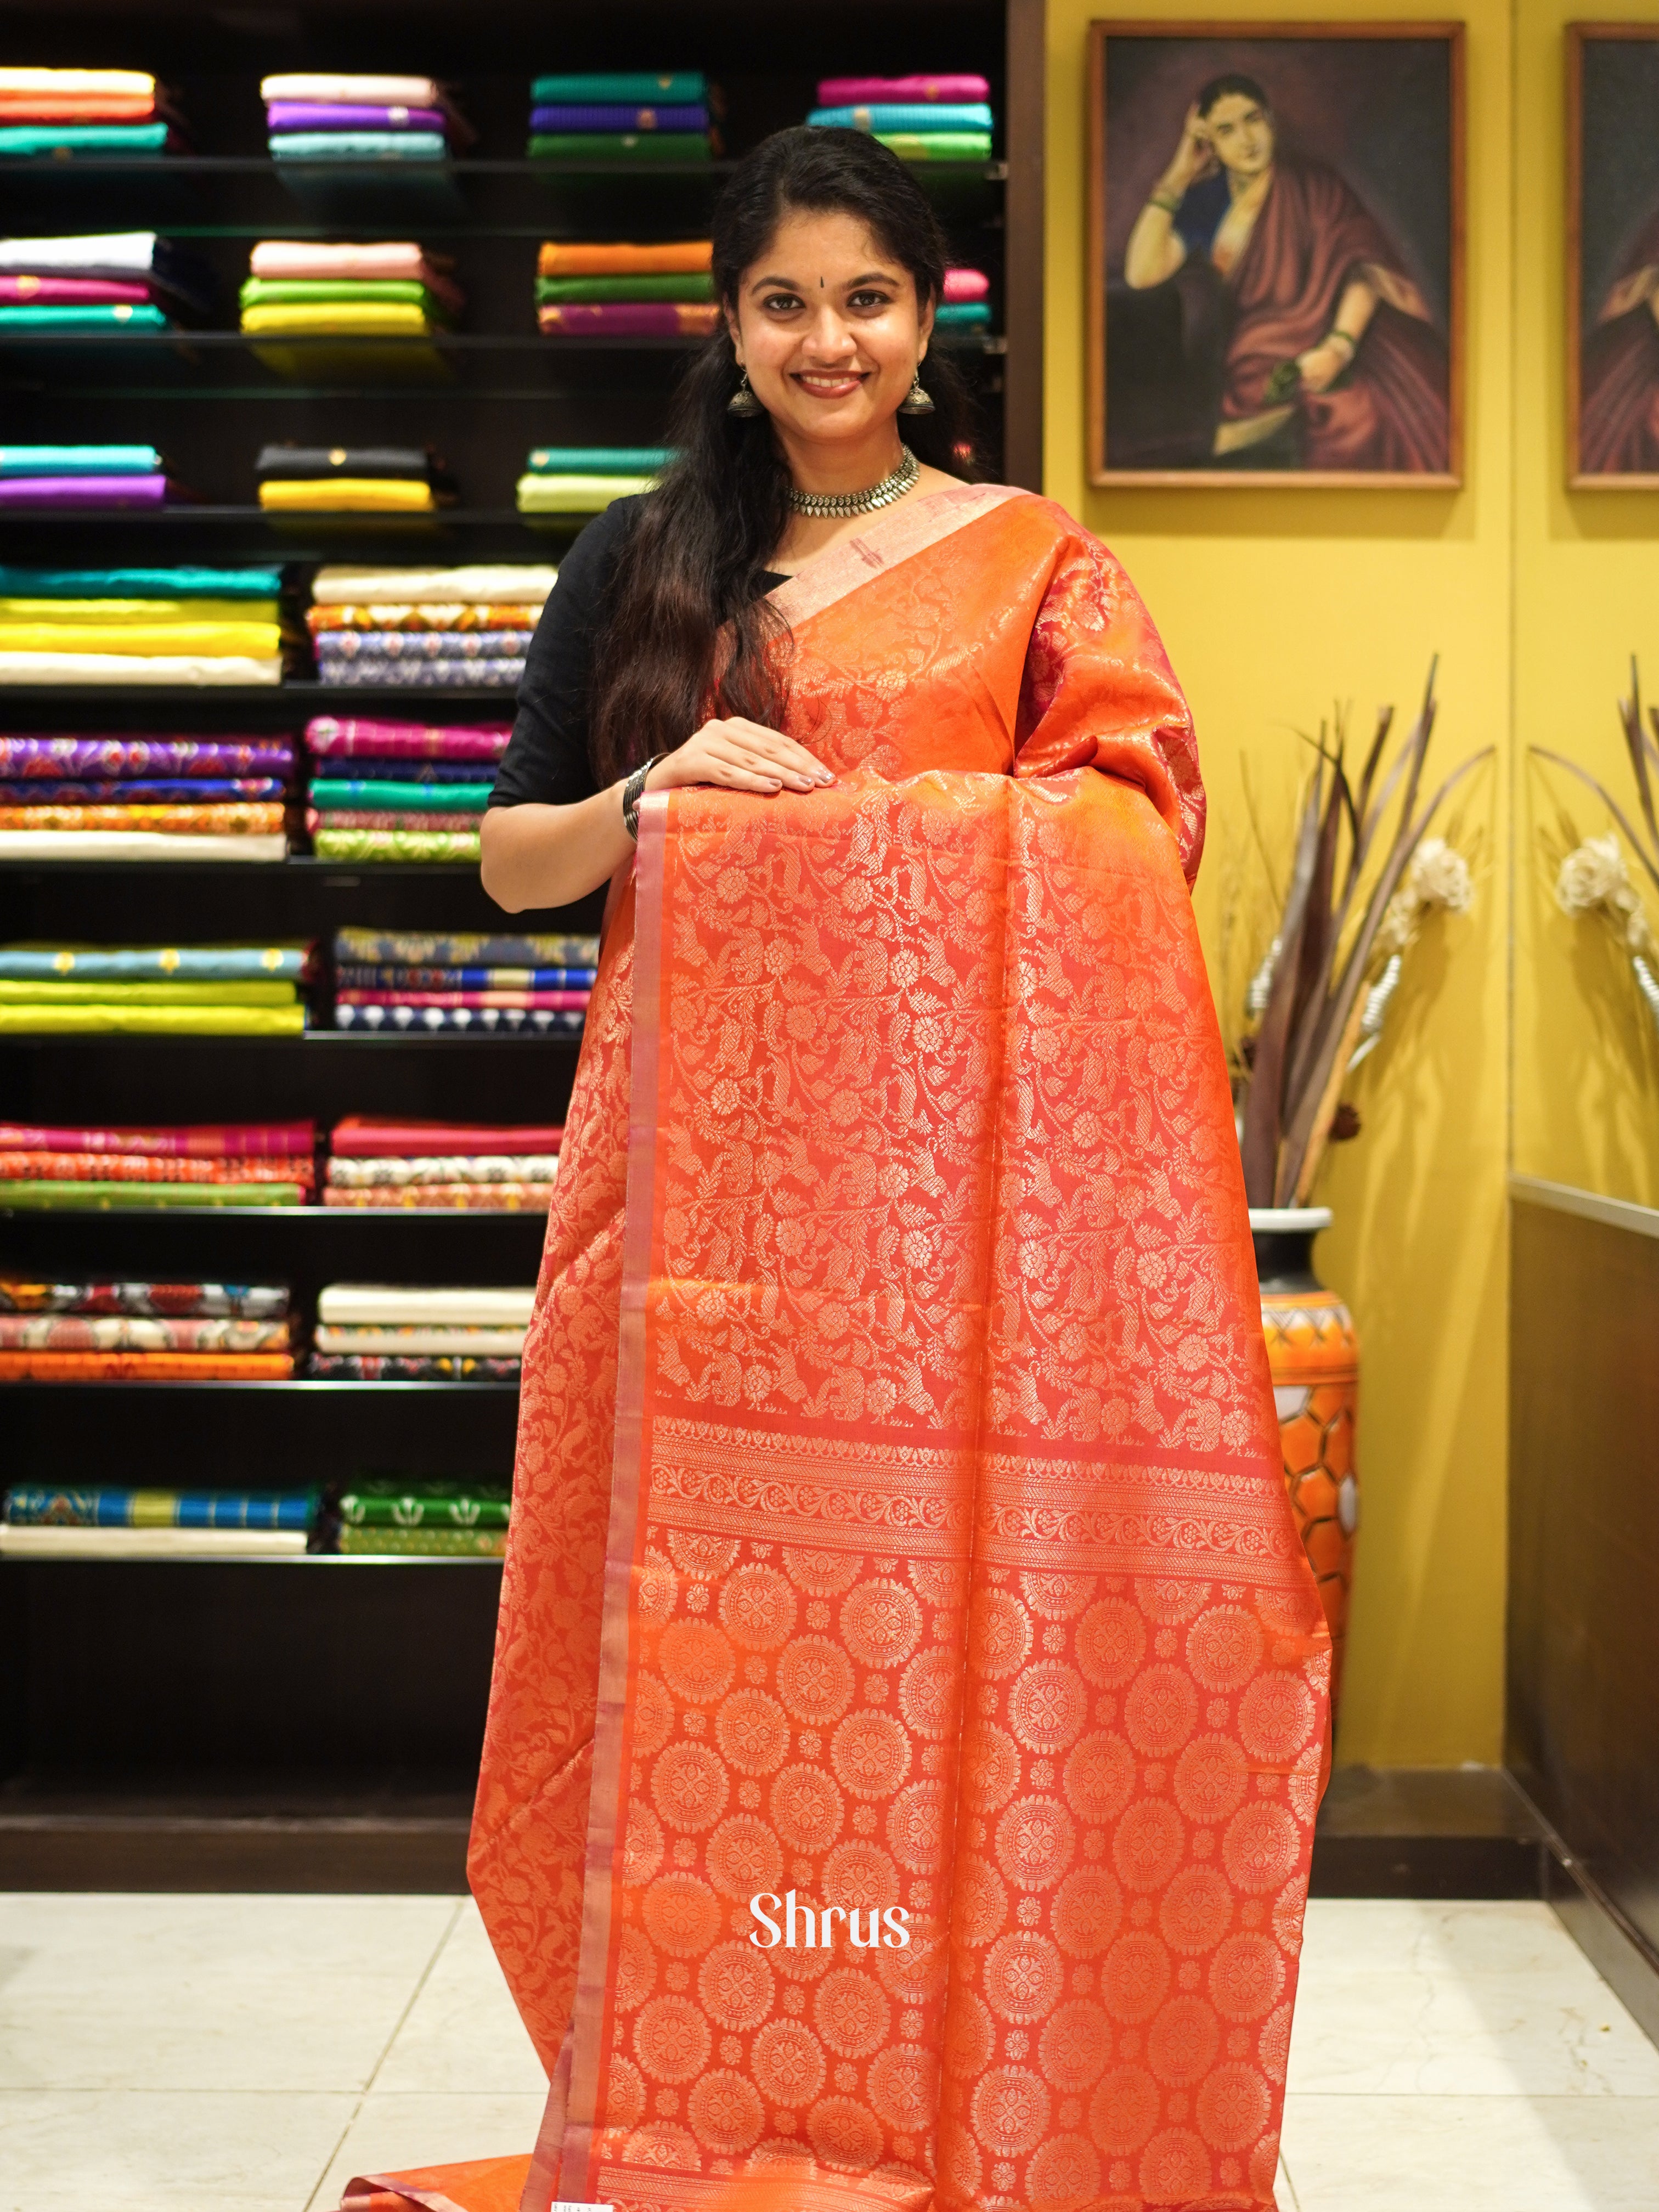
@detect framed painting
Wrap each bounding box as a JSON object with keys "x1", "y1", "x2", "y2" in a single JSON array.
[
  {"x1": 1569, "y1": 25, "x2": 1659, "y2": 487},
  {"x1": 1087, "y1": 22, "x2": 1464, "y2": 487}
]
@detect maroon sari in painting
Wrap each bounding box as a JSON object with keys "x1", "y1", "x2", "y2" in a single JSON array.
[
  {"x1": 1221, "y1": 159, "x2": 1449, "y2": 475},
  {"x1": 345, "y1": 487, "x2": 1330, "y2": 2212}
]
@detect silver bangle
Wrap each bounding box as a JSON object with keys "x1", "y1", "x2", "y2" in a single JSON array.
[{"x1": 622, "y1": 755, "x2": 660, "y2": 842}]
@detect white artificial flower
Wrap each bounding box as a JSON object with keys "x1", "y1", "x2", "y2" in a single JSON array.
[{"x1": 1555, "y1": 833, "x2": 1655, "y2": 953}]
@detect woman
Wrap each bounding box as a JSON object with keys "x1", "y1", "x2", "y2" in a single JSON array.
[
  {"x1": 1122, "y1": 74, "x2": 1448, "y2": 472},
  {"x1": 352, "y1": 127, "x2": 1329, "y2": 2212}
]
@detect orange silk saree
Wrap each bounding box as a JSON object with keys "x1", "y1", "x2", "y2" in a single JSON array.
[{"x1": 354, "y1": 485, "x2": 1330, "y2": 2212}]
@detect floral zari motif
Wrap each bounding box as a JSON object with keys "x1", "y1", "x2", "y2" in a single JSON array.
[{"x1": 467, "y1": 491, "x2": 1330, "y2": 2212}]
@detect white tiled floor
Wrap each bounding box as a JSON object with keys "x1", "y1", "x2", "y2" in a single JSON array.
[{"x1": 1, "y1": 1893, "x2": 1656, "y2": 2210}]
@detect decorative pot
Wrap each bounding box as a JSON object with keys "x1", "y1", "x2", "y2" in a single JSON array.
[{"x1": 1249, "y1": 1206, "x2": 1360, "y2": 1719}]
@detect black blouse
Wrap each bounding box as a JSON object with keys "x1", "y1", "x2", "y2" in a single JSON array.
[{"x1": 489, "y1": 494, "x2": 788, "y2": 810}]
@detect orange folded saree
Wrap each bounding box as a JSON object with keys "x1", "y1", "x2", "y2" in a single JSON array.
[{"x1": 358, "y1": 485, "x2": 1330, "y2": 2212}]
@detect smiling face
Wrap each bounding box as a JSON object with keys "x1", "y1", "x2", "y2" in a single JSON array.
[
  {"x1": 726, "y1": 207, "x2": 932, "y2": 448},
  {"x1": 1201, "y1": 92, "x2": 1276, "y2": 181}
]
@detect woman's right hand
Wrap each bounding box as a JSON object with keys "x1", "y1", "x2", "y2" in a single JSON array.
[
  {"x1": 1159, "y1": 103, "x2": 1215, "y2": 197},
  {"x1": 646, "y1": 717, "x2": 835, "y2": 797}
]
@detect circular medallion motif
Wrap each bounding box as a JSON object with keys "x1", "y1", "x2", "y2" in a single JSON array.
[
  {"x1": 969, "y1": 1589, "x2": 1032, "y2": 1679},
  {"x1": 633, "y1": 1673, "x2": 675, "y2": 1759},
  {"x1": 1122, "y1": 1664, "x2": 1199, "y2": 1757},
  {"x1": 868, "y1": 2043, "x2": 937, "y2": 2133},
  {"x1": 651, "y1": 1741, "x2": 730, "y2": 1833},
  {"x1": 886, "y1": 1778, "x2": 946, "y2": 1871},
  {"x1": 1172, "y1": 1735, "x2": 1249, "y2": 1825},
  {"x1": 1036, "y1": 1999, "x2": 1111, "y2": 2093},
  {"x1": 942, "y1": 2132, "x2": 983, "y2": 2198},
  {"x1": 1009, "y1": 1661, "x2": 1088, "y2": 1754},
  {"x1": 874, "y1": 1914, "x2": 947, "y2": 2004},
  {"x1": 1087, "y1": 2064, "x2": 1159, "y2": 2154},
  {"x1": 634, "y1": 1994, "x2": 712, "y2": 2083},
  {"x1": 637, "y1": 1550, "x2": 677, "y2": 1621},
  {"x1": 615, "y1": 1925, "x2": 657, "y2": 2011},
  {"x1": 1146, "y1": 1993, "x2": 1220, "y2": 2086},
  {"x1": 1197, "y1": 2061, "x2": 1270, "y2": 2152},
  {"x1": 624, "y1": 1803, "x2": 665, "y2": 1885},
  {"x1": 607, "y1": 2055, "x2": 646, "y2": 2129},
  {"x1": 995, "y1": 1794, "x2": 1075, "y2": 1891},
  {"x1": 1112, "y1": 1799, "x2": 1186, "y2": 1892},
  {"x1": 807, "y1": 2097, "x2": 882, "y2": 2171},
  {"x1": 1137, "y1": 2128, "x2": 1209, "y2": 2203},
  {"x1": 1101, "y1": 1931, "x2": 1172, "y2": 2023},
  {"x1": 747, "y1": 2138, "x2": 812, "y2": 2172},
  {"x1": 1052, "y1": 1864, "x2": 1124, "y2": 1958},
  {"x1": 1238, "y1": 1672, "x2": 1316, "y2": 1762},
  {"x1": 1273, "y1": 1877, "x2": 1307, "y2": 1957},
  {"x1": 898, "y1": 1646, "x2": 957, "y2": 1739},
  {"x1": 831, "y1": 1710, "x2": 911, "y2": 1799},
  {"x1": 822, "y1": 1836, "x2": 899, "y2": 1908},
  {"x1": 1186, "y1": 1604, "x2": 1265, "y2": 1692},
  {"x1": 1158, "y1": 1865, "x2": 1233, "y2": 1955},
  {"x1": 751, "y1": 2018, "x2": 827, "y2": 2107},
  {"x1": 624, "y1": 2121, "x2": 697, "y2": 2168},
  {"x1": 775, "y1": 1637, "x2": 856, "y2": 1725},
  {"x1": 1062, "y1": 1731, "x2": 1135, "y2": 1825},
  {"x1": 813, "y1": 1967, "x2": 890, "y2": 2056},
  {"x1": 687, "y1": 2070, "x2": 764, "y2": 2154},
  {"x1": 771, "y1": 1763, "x2": 845, "y2": 1854},
  {"x1": 961, "y1": 1724, "x2": 1020, "y2": 1816},
  {"x1": 1076, "y1": 1598, "x2": 1147, "y2": 1688},
  {"x1": 953, "y1": 1854, "x2": 1008, "y2": 1947},
  {"x1": 719, "y1": 1564, "x2": 798, "y2": 1652},
  {"x1": 1029, "y1": 2132, "x2": 1101, "y2": 2205},
  {"x1": 908, "y1": 1558, "x2": 964, "y2": 1606},
  {"x1": 945, "y1": 1988, "x2": 995, "y2": 2079},
  {"x1": 971, "y1": 2065, "x2": 1050, "y2": 2156},
  {"x1": 1020, "y1": 1570, "x2": 1093, "y2": 1622},
  {"x1": 705, "y1": 1813, "x2": 783, "y2": 1901},
  {"x1": 782, "y1": 1547, "x2": 861, "y2": 1596},
  {"x1": 1207, "y1": 1932, "x2": 1286, "y2": 2021},
  {"x1": 669, "y1": 1531, "x2": 739, "y2": 1580},
  {"x1": 1133, "y1": 1577, "x2": 1208, "y2": 1624},
  {"x1": 658, "y1": 1620, "x2": 736, "y2": 1706},
  {"x1": 1223, "y1": 1802, "x2": 1300, "y2": 1893},
  {"x1": 643, "y1": 1872, "x2": 723, "y2": 1957},
  {"x1": 841, "y1": 1578, "x2": 924, "y2": 1669},
  {"x1": 699, "y1": 1939, "x2": 775, "y2": 2030},
  {"x1": 715, "y1": 1688, "x2": 790, "y2": 1776},
  {"x1": 983, "y1": 1928, "x2": 1065, "y2": 2022},
  {"x1": 1259, "y1": 2000, "x2": 1293, "y2": 2079}
]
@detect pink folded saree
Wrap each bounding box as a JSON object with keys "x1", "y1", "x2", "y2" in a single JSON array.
[
  {"x1": 818, "y1": 75, "x2": 992, "y2": 105},
  {"x1": 353, "y1": 485, "x2": 1330, "y2": 2212}
]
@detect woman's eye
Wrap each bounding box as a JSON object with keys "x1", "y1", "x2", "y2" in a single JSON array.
[{"x1": 762, "y1": 293, "x2": 802, "y2": 313}]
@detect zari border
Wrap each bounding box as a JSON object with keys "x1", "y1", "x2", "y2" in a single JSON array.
[
  {"x1": 766, "y1": 481, "x2": 1029, "y2": 629},
  {"x1": 556, "y1": 794, "x2": 670, "y2": 2201}
]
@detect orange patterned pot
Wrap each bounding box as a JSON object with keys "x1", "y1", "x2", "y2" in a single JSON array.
[{"x1": 1250, "y1": 1207, "x2": 1359, "y2": 1722}]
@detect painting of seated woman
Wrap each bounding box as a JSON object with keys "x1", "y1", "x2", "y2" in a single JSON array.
[
  {"x1": 1572, "y1": 26, "x2": 1659, "y2": 484},
  {"x1": 1088, "y1": 25, "x2": 1463, "y2": 485}
]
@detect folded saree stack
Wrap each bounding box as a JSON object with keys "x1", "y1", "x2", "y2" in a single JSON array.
[
  {"x1": 323, "y1": 1114, "x2": 563, "y2": 1210},
  {"x1": 2, "y1": 1485, "x2": 313, "y2": 1555},
  {"x1": 0, "y1": 230, "x2": 215, "y2": 332},
  {"x1": 0, "y1": 730, "x2": 294, "y2": 860},
  {"x1": 809, "y1": 72, "x2": 994, "y2": 163},
  {"x1": 260, "y1": 74, "x2": 472, "y2": 167},
  {"x1": 0, "y1": 1115, "x2": 313, "y2": 1204},
  {"x1": 0, "y1": 943, "x2": 312, "y2": 1033},
  {"x1": 307, "y1": 563, "x2": 552, "y2": 695},
  {"x1": 0, "y1": 69, "x2": 187, "y2": 160},
  {"x1": 528, "y1": 71, "x2": 714, "y2": 166},
  {"x1": 536, "y1": 236, "x2": 717, "y2": 340},
  {"x1": 331, "y1": 1475, "x2": 510, "y2": 1555},
  {"x1": 330, "y1": 925, "x2": 596, "y2": 1033},
  {"x1": 0, "y1": 444, "x2": 177, "y2": 512},
  {"x1": 517, "y1": 445, "x2": 669, "y2": 516},
  {"x1": 0, "y1": 563, "x2": 287, "y2": 689},
  {"x1": 258, "y1": 444, "x2": 456, "y2": 516},
  {"x1": 240, "y1": 240, "x2": 462, "y2": 376},
  {"x1": 940, "y1": 263, "x2": 994, "y2": 330},
  {"x1": 309, "y1": 1281, "x2": 534, "y2": 1380},
  {"x1": 304, "y1": 716, "x2": 507, "y2": 862},
  {"x1": 0, "y1": 1276, "x2": 294, "y2": 1388}
]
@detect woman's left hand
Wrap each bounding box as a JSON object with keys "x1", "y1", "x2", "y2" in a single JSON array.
[{"x1": 1294, "y1": 339, "x2": 1350, "y2": 394}]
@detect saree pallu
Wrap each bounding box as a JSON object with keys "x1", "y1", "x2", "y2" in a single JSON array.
[{"x1": 376, "y1": 487, "x2": 1330, "y2": 2212}]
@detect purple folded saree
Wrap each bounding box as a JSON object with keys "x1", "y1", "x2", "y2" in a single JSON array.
[
  {"x1": 264, "y1": 101, "x2": 447, "y2": 132},
  {"x1": 0, "y1": 736, "x2": 296, "y2": 778},
  {"x1": 528, "y1": 102, "x2": 707, "y2": 132},
  {"x1": 0, "y1": 777, "x2": 289, "y2": 803},
  {"x1": 0, "y1": 474, "x2": 168, "y2": 509},
  {"x1": 312, "y1": 629, "x2": 532, "y2": 662},
  {"x1": 536, "y1": 301, "x2": 719, "y2": 336}
]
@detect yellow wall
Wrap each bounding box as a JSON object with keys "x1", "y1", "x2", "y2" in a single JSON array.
[{"x1": 1043, "y1": 0, "x2": 1516, "y2": 1766}]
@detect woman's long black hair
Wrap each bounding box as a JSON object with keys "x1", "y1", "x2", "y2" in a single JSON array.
[{"x1": 588, "y1": 126, "x2": 977, "y2": 783}]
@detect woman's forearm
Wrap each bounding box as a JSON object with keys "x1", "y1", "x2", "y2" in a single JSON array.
[
  {"x1": 479, "y1": 783, "x2": 633, "y2": 913},
  {"x1": 1124, "y1": 200, "x2": 1185, "y2": 289},
  {"x1": 1331, "y1": 277, "x2": 1378, "y2": 348}
]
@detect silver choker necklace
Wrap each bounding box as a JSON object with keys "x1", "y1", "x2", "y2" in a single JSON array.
[{"x1": 787, "y1": 445, "x2": 919, "y2": 518}]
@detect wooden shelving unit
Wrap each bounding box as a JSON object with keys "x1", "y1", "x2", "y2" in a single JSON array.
[{"x1": 0, "y1": 0, "x2": 1045, "y2": 1888}]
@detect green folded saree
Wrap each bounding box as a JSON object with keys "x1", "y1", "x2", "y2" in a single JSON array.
[
  {"x1": 239, "y1": 278, "x2": 455, "y2": 323},
  {"x1": 527, "y1": 133, "x2": 709, "y2": 161},
  {"x1": 0, "y1": 1003, "x2": 305, "y2": 1034},
  {"x1": 0, "y1": 979, "x2": 297, "y2": 1005},
  {"x1": 312, "y1": 827, "x2": 479, "y2": 862},
  {"x1": 875, "y1": 131, "x2": 992, "y2": 161},
  {"x1": 337, "y1": 1524, "x2": 505, "y2": 1555},
  {"x1": 0, "y1": 1180, "x2": 307, "y2": 1207}
]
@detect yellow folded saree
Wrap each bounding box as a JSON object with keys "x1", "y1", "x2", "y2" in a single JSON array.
[
  {"x1": 0, "y1": 620, "x2": 283, "y2": 658},
  {"x1": 259, "y1": 479, "x2": 438, "y2": 513}
]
